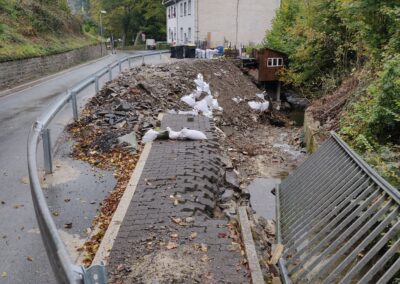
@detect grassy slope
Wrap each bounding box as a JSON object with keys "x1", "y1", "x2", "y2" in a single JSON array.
[{"x1": 0, "y1": 0, "x2": 100, "y2": 62}]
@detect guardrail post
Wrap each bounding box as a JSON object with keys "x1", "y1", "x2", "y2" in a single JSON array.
[
  {"x1": 108, "y1": 66, "x2": 112, "y2": 81},
  {"x1": 118, "y1": 60, "x2": 122, "y2": 72},
  {"x1": 95, "y1": 76, "x2": 99, "y2": 93},
  {"x1": 71, "y1": 91, "x2": 78, "y2": 121},
  {"x1": 42, "y1": 128, "x2": 53, "y2": 174},
  {"x1": 159, "y1": 51, "x2": 162, "y2": 60},
  {"x1": 128, "y1": 58, "x2": 131, "y2": 68},
  {"x1": 142, "y1": 55, "x2": 145, "y2": 65}
]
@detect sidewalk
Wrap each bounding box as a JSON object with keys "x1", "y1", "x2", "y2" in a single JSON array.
[{"x1": 106, "y1": 114, "x2": 250, "y2": 283}]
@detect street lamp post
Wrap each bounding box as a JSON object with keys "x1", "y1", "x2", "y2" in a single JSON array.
[
  {"x1": 100, "y1": 10, "x2": 107, "y2": 55},
  {"x1": 100, "y1": 10, "x2": 107, "y2": 38}
]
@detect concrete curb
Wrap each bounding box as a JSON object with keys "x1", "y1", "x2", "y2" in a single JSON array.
[
  {"x1": 238, "y1": 206, "x2": 265, "y2": 284},
  {"x1": 92, "y1": 142, "x2": 153, "y2": 265}
]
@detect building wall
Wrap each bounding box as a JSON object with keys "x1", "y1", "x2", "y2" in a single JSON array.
[
  {"x1": 198, "y1": 0, "x2": 280, "y2": 48},
  {"x1": 166, "y1": 0, "x2": 195, "y2": 45},
  {"x1": 0, "y1": 44, "x2": 105, "y2": 91}
]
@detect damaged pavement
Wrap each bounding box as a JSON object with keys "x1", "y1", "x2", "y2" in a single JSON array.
[{"x1": 64, "y1": 58, "x2": 308, "y2": 283}]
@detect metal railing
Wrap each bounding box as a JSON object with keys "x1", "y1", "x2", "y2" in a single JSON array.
[
  {"x1": 27, "y1": 51, "x2": 169, "y2": 284},
  {"x1": 276, "y1": 132, "x2": 400, "y2": 284}
]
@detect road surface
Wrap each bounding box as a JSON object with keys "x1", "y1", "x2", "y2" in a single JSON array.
[{"x1": 0, "y1": 50, "x2": 167, "y2": 283}]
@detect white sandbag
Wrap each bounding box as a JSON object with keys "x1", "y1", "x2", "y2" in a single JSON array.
[
  {"x1": 194, "y1": 73, "x2": 211, "y2": 95},
  {"x1": 232, "y1": 97, "x2": 243, "y2": 103},
  {"x1": 192, "y1": 89, "x2": 202, "y2": 99},
  {"x1": 212, "y1": 99, "x2": 223, "y2": 111},
  {"x1": 180, "y1": 128, "x2": 207, "y2": 140},
  {"x1": 181, "y1": 94, "x2": 196, "y2": 107},
  {"x1": 166, "y1": 127, "x2": 182, "y2": 139},
  {"x1": 248, "y1": 101, "x2": 270, "y2": 112},
  {"x1": 204, "y1": 94, "x2": 214, "y2": 107},
  {"x1": 142, "y1": 129, "x2": 160, "y2": 143},
  {"x1": 256, "y1": 92, "x2": 266, "y2": 100},
  {"x1": 194, "y1": 99, "x2": 210, "y2": 113}
]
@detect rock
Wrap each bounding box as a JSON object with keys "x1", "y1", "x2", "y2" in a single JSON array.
[
  {"x1": 221, "y1": 156, "x2": 233, "y2": 170},
  {"x1": 115, "y1": 99, "x2": 131, "y2": 111},
  {"x1": 221, "y1": 189, "x2": 234, "y2": 203},
  {"x1": 225, "y1": 170, "x2": 240, "y2": 189},
  {"x1": 117, "y1": 132, "x2": 138, "y2": 152},
  {"x1": 286, "y1": 95, "x2": 309, "y2": 110}
]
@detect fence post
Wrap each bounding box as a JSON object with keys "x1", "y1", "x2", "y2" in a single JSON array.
[
  {"x1": 71, "y1": 91, "x2": 78, "y2": 121},
  {"x1": 95, "y1": 76, "x2": 99, "y2": 93},
  {"x1": 42, "y1": 128, "x2": 53, "y2": 174},
  {"x1": 159, "y1": 51, "x2": 162, "y2": 60},
  {"x1": 108, "y1": 66, "x2": 112, "y2": 81},
  {"x1": 128, "y1": 58, "x2": 131, "y2": 68},
  {"x1": 118, "y1": 60, "x2": 122, "y2": 72},
  {"x1": 142, "y1": 55, "x2": 145, "y2": 65}
]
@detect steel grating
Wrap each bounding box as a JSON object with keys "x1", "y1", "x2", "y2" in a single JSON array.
[{"x1": 276, "y1": 132, "x2": 400, "y2": 284}]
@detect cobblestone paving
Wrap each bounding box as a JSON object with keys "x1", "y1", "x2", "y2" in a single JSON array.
[{"x1": 108, "y1": 114, "x2": 249, "y2": 283}]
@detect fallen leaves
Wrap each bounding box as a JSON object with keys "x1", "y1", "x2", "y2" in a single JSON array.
[
  {"x1": 1, "y1": 272, "x2": 7, "y2": 278},
  {"x1": 189, "y1": 232, "x2": 197, "y2": 241},
  {"x1": 13, "y1": 204, "x2": 24, "y2": 209},
  {"x1": 166, "y1": 242, "x2": 178, "y2": 250},
  {"x1": 26, "y1": 256, "x2": 33, "y2": 262}
]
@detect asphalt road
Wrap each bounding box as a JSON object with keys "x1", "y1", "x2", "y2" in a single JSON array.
[{"x1": 0, "y1": 50, "x2": 167, "y2": 283}]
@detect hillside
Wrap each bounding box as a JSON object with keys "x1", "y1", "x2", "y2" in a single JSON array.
[
  {"x1": 0, "y1": 0, "x2": 99, "y2": 62},
  {"x1": 265, "y1": 0, "x2": 400, "y2": 187}
]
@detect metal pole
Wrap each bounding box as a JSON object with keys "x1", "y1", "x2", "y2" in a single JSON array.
[
  {"x1": 277, "y1": 81, "x2": 281, "y2": 102},
  {"x1": 128, "y1": 58, "x2": 131, "y2": 68},
  {"x1": 42, "y1": 128, "x2": 53, "y2": 174},
  {"x1": 159, "y1": 51, "x2": 162, "y2": 60},
  {"x1": 108, "y1": 66, "x2": 112, "y2": 81},
  {"x1": 118, "y1": 60, "x2": 122, "y2": 72},
  {"x1": 142, "y1": 55, "x2": 145, "y2": 65},
  {"x1": 71, "y1": 91, "x2": 78, "y2": 120},
  {"x1": 95, "y1": 76, "x2": 99, "y2": 93}
]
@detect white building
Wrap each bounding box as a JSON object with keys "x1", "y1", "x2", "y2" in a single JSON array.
[{"x1": 163, "y1": 0, "x2": 280, "y2": 48}]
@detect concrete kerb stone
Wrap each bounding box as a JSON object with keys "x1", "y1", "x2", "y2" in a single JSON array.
[
  {"x1": 92, "y1": 141, "x2": 153, "y2": 265},
  {"x1": 238, "y1": 206, "x2": 265, "y2": 284}
]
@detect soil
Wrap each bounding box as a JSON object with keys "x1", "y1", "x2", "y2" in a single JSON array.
[
  {"x1": 67, "y1": 58, "x2": 308, "y2": 281},
  {"x1": 307, "y1": 75, "x2": 361, "y2": 133}
]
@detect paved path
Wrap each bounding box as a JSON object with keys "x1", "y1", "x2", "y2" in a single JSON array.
[
  {"x1": 108, "y1": 114, "x2": 250, "y2": 283},
  {"x1": 0, "y1": 50, "x2": 165, "y2": 283}
]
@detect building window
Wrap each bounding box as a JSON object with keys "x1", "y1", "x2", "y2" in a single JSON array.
[
  {"x1": 188, "y1": 28, "x2": 191, "y2": 42},
  {"x1": 180, "y1": 27, "x2": 183, "y2": 42},
  {"x1": 188, "y1": 0, "x2": 192, "y2": 15},
  {"x1": 168, "y1": 7, "x2": 171, "y2": 19},
  {"x1": 267, "y1": 57, "x2": 284, "y2": 67},
  {"x1": 173, "y1": 6, "x2": 176, "y2": 17},
  {"x1": 184, "y1": 2, "x2": 187, "y2": 16},
  {"x1": 180, "y1": 3, "x2": 183, "y2": 17}
]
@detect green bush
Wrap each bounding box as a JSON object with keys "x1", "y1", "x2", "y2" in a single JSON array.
[{"x1": 368, "y1": 55, "x2": 400, "y2": 144}]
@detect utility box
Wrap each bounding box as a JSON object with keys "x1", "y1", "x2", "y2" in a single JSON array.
[{"x1": 146, "y1": 39, "x2": 156, "y2": 50}]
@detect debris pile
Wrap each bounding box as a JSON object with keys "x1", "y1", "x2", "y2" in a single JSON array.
[{"x1": 67, "y1": 58, "x2": 307, "y2": 266}]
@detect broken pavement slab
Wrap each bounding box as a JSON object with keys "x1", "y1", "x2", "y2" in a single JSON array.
[{"x1": 117, "y1": 132, "x2": 138, "y2": 152}]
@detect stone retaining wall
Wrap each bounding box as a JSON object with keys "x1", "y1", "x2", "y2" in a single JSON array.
[{"x1": 0, "y1": 44, "x2": 105, "y2": 91}]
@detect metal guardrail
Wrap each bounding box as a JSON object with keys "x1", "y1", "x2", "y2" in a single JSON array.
[
  {"x1": 276, "y1": 132, "x2": 400, "y2": 284},
  {"x1": 27, "y1": 51, "x2": 169, "y2": 284}
]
